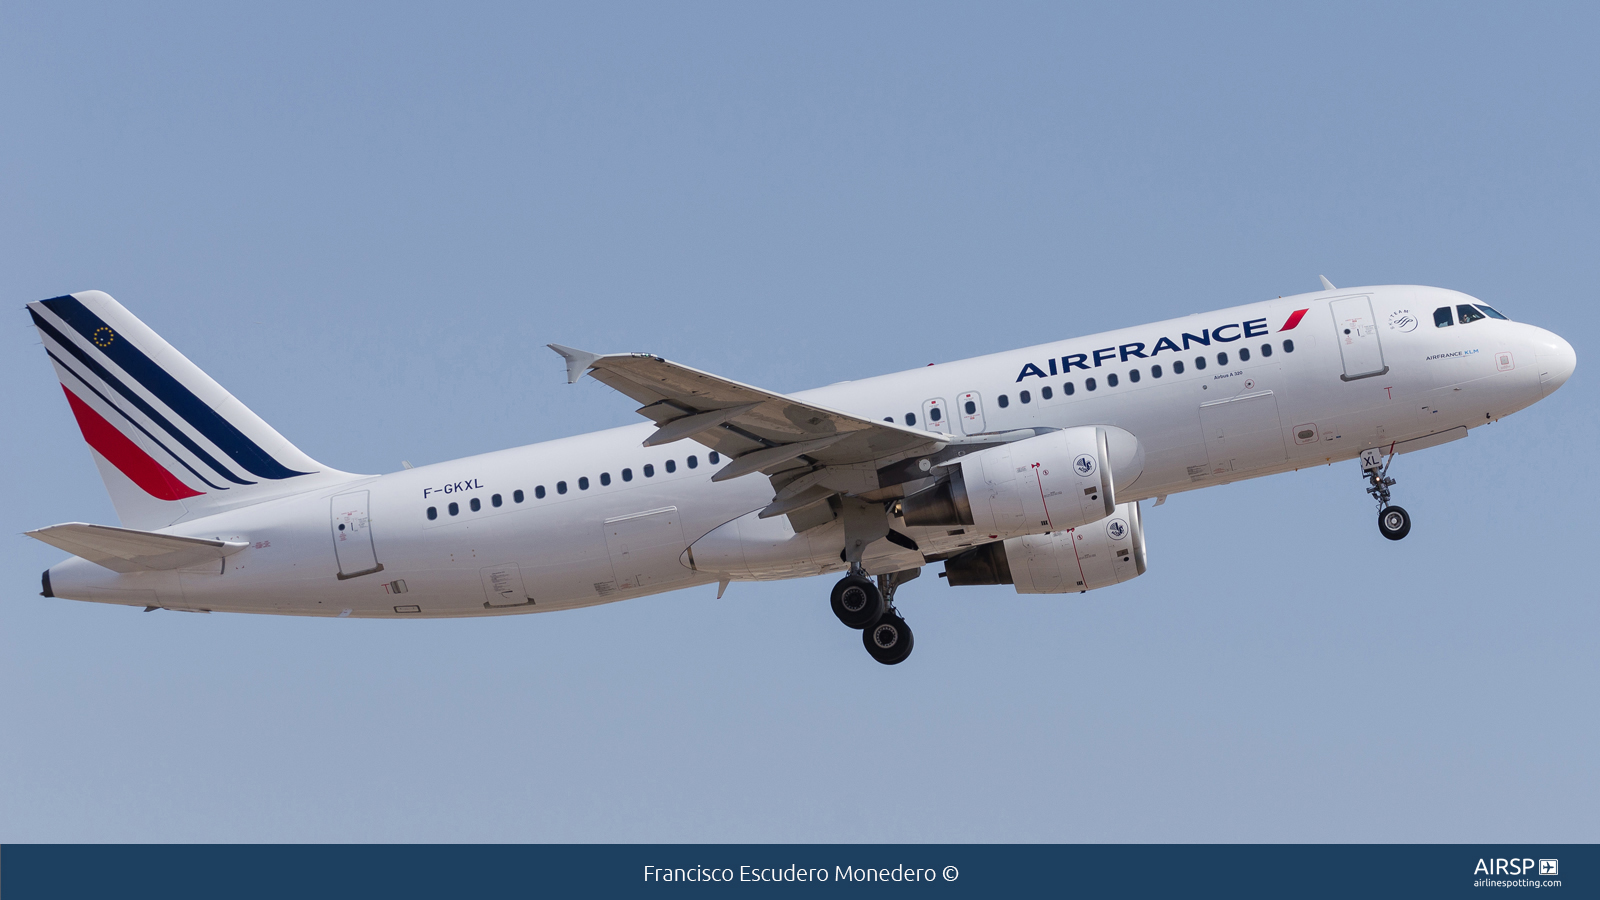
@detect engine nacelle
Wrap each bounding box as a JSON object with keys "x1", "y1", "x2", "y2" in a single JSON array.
[
  {"x1": 901, "y1": 426, "x2": 1143, "y2": 539},
  {"x1": 943, "y1": 501, "x2": 1147, "y2": 593}
]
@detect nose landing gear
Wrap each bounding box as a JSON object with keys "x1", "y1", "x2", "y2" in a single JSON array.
[
  {"x1": 829, "y1": 565, "x2": 918, "y2": 664},
  {"x1": 1361, "y1": 447, "x2": 1411, "y2": 541}
]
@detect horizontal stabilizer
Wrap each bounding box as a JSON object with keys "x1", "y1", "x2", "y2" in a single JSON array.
[{"x1": 27, "y1": 522, "x2": 248, "y2": 573}]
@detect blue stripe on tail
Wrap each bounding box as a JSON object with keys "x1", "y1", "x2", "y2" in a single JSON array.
[
  {"x1": 47, "y1": 349, "x2": 232, "y2": 492},
  {"x1": 39, "y1": 296, "x2": 311, "y2": 481},
  {"x1": 30, "y1": 307, "x2": 256, "y2": 486}
]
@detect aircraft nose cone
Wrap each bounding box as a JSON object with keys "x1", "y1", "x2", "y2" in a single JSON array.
[{"x1": 1535, "y1": 330, "x2": 1576, "y2": 395}]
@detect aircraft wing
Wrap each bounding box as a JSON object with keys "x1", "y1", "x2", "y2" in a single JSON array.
[
  {"x1": 548, "y1": 345, "x2": 947, "y2": 504},
  {"x1": 27, "y1": 522, "x2": 249, "y2": 573}
]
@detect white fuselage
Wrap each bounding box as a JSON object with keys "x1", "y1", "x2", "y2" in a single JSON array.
[{"x1": 45, "y1": 285, "x2": 1573, "y2": 617}]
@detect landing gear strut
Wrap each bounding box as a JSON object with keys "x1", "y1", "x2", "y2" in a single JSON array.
[
  {"x1": 1361, "y1": 448, "x2": 1411, "y2": 541},
  {"x1": 828, "y1": 565, "x2": 918, "y2": 665}
]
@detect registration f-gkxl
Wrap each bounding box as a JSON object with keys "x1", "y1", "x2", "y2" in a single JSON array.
[{"x1": 27, "y1": 280, "x2": 1576, "y2": 664}]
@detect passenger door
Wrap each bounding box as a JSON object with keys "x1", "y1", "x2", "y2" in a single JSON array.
[
  {"x1": 331, "y1": 490, "x2": 383, "y2": 579},
  {"x1": 1330, "y1": 296, "x2": 1387, "y2": 381}
]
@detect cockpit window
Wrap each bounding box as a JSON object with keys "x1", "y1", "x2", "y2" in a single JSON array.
[
  {"x1": 1434, "y1": 306, "x2": 1453, "y2": 328},
  {"x1": 1457, "y1": 304, "x2": 1486, "y2": 325},
  {"x1": 1476, "y1": 304, "x2": 1509, "y2": 320}
]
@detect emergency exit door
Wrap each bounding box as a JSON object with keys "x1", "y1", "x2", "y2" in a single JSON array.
[
  {"x1": 957, "y1": 392, "x2": 986, "y2": 434},
  {"x1": 331, "y1": 490, "x2": 383, "y2": 579},
  {"x1": 1330, "y1": 296, "x2": 1388, "y2": 381}
]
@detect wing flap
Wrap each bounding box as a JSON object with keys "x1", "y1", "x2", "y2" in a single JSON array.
[
  {"x1": 549, "y1": 347, "x2": 946, "y2": 470},
  {"x1": 27, "y1": 522, "x2": 248, "y2": 573}
]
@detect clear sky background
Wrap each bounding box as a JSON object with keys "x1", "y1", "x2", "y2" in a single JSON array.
[{"x1": 2, "y1": 3, "x2": 1595, "y2": 842}]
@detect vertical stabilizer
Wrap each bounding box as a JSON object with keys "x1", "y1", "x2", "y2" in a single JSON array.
[{"x1": 28, "y1": 291, "x2": 357, "y2": 529}]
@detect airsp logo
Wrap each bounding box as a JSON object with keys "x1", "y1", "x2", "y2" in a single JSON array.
[
  {"x1": 1106, "y1": 518, "x2": 1128, "y2": 540},
  {"x1": 1388, "y1": 309, "x2": 1418, "y2": 333},
  {"x1": 1073, "y1": 455, "x2": 1096, "y2": 478}
]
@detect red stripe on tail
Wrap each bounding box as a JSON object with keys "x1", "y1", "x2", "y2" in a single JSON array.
[
  {"x1": 1279, "y1": 308, "x2": 1308, "y2": 331},
  {"x1": 61, "y1": 386, "x2": 201, "y2": 500}
]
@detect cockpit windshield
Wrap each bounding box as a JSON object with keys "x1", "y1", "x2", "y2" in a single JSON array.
[
  {"x1": 1476, "y1": 304, "x2": 1509, "y2": 320},
  {"x1": 1456, "y1": 304, "x2": 1487, "y2": 325}
]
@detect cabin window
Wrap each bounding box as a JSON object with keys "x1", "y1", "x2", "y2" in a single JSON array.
[
  {"x1": 1239, "y1": 347, "x2": 1250, "y2": 362},
  {"x1": 1020, "y1": 390, "x2": 1031, "y2": 404},
  {"x1": 1173, "y1": 360, "x2": 1185, "y2": 374},
  {"x1": 1151, "y1": 364, "x2": 1163, "y2": 378},
  {"x1": 687, "y1": 455, "x2": 698, "y2": 469},
  {"x1": 1063, "y1": 382, "x2": 1075, "y2": 396},
  {"x1": 622, "y1": 468, "x2": 633, "y2": 482},
  {"x1": 929, "y1": 407, "x2": 942, "y2": 422},
  {"x1": 600, "y1": 472, "x2": 611, "y2": 486},
  {"x1": 1260, "y1": 343, "x2": 1272, "y2": 358},
  {"x1": 470, "y1": 497, "x2": 481, "y2": 512},
  {"x1": 1195, "y1": 356, "x2": 1207, "y2": 370},
  {"x1": 1129, "y1": 368, "x2": 1141, "y2": 383},
  {"x1": 556, "y1": 481, "x2": 567, "y2": 495},
  {"x1": 491, "y1": 493, "x2": 502, "y2": 507},
  {"x1": 1041, "y1": 386, "x2": 1053, "y2": 400},
  {"x1": 883, "y1": 417, "x2": 892, "y2": 423},
  {"x1": 644, "y1": 464, "x2": 655, "y2": 477},
  {"x1": 514, "y1": 489, "x2": 525, "y2": 503},
  {"x1": 1107, "y1": 373, "x2": 1119, "y2": 387},
  {"x1": 905, "y1": 412, "x2": 916, "y2": 425},
  {"x1": 1457, "y1": 304, "x2": 1486, "y2": 325},
  {"x1": 666, "y1": 460, "x2": 677, "y2": 473},
  {"x1": 964, "y1": 400, "x2": 977, "y2": 414},
  {"x1": 1085, "y1": 377, "x2": 1097, "y2": 391},
  {"x1": 1282, "y1": 339, "x2": 1295, "y2": 353},
  {"x1": 1217, "y1": 352, "x2": 1228, "y2": 366},
  {"x1": 997, "y1": 394, "x2": 1010, "y2": 408},
  {"x1": 1434, "y1": 306, "x2": 1453, "y2": 328},
  {"x1": 709, "y1": 452, "x2": 720, "y2": 464},
  {"x1": 1477, "y1": 304, "x2": 1509, "y2": 320},
  {"x1": 448, "y1": 502, "x2": 459, "y2": 516},
  {"x1": 578, "y1": 476, "x2": 590, "y2": 490},
  {"x1": 426, "y1": 506, "x2": 437, "y2": 520}
]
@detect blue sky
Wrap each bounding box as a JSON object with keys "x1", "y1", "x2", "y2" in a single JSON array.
[{"x1": 2, "y1": 3, "x2": 1595, "y2": 841}]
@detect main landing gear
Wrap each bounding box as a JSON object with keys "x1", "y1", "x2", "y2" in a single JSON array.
[
  {"x1": 1361, "y1": 448, "x2": 1412, "y2": 541},
  {"x1": 830, "y1": 565, "x2": 916, "y2": 665}
]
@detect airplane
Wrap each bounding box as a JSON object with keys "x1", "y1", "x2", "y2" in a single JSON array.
[{"x1": 25, "y1": 282, "x2": 1576, "y2": 664}]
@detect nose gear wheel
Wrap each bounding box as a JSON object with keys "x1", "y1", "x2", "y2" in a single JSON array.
[
  {"x1": 1378, "y1": 505, "x2": 1411, "y2": 541},
  {"x1": 1360, "y1": 448, "x2": 1412, "y2": 541}
]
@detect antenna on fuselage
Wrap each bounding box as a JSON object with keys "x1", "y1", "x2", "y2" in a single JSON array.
[{"x1": 1319, "y1": 275, "x2": 1336, "y2": 291}]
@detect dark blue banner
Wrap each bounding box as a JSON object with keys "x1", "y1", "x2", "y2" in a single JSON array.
[{"x1": 3, "y1": 844, "x2": 1592, "y2": 898}]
